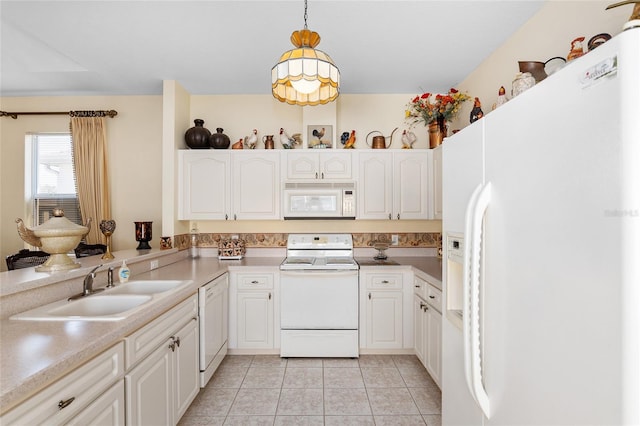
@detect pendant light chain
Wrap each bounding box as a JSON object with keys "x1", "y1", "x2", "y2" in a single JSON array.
[{"x1": 303, "y1": 0, "x2": 308, "y2": 29}]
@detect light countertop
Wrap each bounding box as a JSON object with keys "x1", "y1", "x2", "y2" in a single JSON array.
[{"x1": 0, "y1": 254, "x2": 441, "y2": 414}]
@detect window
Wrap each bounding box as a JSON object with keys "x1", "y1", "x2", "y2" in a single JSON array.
[{"x1": 27, "y1": 133, "x2": 82, "y2": 226}]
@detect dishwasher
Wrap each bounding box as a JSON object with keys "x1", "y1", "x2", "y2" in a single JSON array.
[{"x1": 198, "y1": 274, "x2": 228, "y2": 387}]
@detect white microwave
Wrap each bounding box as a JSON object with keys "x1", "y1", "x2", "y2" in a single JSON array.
[{"x1": 283, "y1": 181, "x2": 356, "y2": 219}]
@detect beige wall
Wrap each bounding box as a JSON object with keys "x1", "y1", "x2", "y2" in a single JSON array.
[
  {"x1": 452, "y1": 0, "x2": 629, "y2": 129},
  {"x1": 0, "y1": 96, "x2": 163, "y2": 270}
]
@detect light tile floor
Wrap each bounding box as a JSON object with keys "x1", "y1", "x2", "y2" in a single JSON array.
[{"x1": 179, "y1": 355, "x2": 441, "y2": 426}]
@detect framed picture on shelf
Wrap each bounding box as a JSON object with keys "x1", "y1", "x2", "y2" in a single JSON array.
[{"x1": 306, "y1": 125, "x2": 333, "y2": 149}]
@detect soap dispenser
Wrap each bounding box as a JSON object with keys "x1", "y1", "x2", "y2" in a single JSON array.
[{"x1": 118, "y1": 260, "x2": 130, "y2": 283}]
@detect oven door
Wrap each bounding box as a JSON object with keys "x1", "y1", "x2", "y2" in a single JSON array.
[{"x1": 280, "y1": 270, "x2": 358, "y2": 329}]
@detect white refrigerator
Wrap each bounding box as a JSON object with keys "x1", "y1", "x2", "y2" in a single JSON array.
[{"x1": 441, "y1": 27, "x2": 639, "y2": 425}]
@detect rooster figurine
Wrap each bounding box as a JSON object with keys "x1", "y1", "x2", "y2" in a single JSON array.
[
  {"x1": 343, "y1": 130, "x2": 356, "y2": 149},
  {"x1": 401, "y1": 130, "x2": 417, "y2": 149},
  {"x1": 244, "y1": 129, "x2": 258, "y2": 149},
  {"x1": 279, "y1": 128, "x2": 302, "y2": 149}
]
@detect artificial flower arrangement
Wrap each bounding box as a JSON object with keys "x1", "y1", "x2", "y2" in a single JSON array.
[{"x1": 405, "y1": 88, "x2": 471, "y2": 126}]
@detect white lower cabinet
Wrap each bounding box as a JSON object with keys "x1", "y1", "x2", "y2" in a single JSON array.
[
  {"x1": 229, "y1": 271, "x2": 279, "y2": 350},
  {"x1": 360, "y1": 270, "x2": 413, "y2": 350},
  {"x1": 413, "y1": 273, "x2": 442, "y2": 387},
  {"x1": 125, "y1": 295, "x2": 200, "y2": 425},
  {"x1": 0, "y1": 342, "x2": 125, "y2": 426}
]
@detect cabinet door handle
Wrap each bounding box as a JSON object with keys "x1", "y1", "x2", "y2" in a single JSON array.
[
  {"x1": 368, "y1": 292, "x2": 371, "y2": 300},
  {"x1": 251, "y1": 280, "x2": 259, "y2": 284},
  {"x1": 58, "y1": 397, "x2": 75, "y2": 410},
  {"x1": 234, "y1": 214, "x2": 237, "y2": 220},
  {"x1": 268, "y1": 292, "x2": 272, "y2": 300},
  {"x1": 175, "y1": 336, "x2": 181, "y2": 348},
  {"x1": 225, "y1": 214, "x2": 228, "y2": 220},
  {"x1": 382, "y1": 280, "x2": 389, "y2": 284},
  {"x1": 423, "y1": 305, "x2": 429, "y2": 312},
  {"x1": 429, "y1": 295, "x2": 435, "y2": 299},
  {"x1": 397, "y1": 213, "x2": 400, "y2": 220},
  {"x1": 315, "y1": 172, "x2": 318, "y2": 179},
  {"x1": 415, "y1": 284, "x2": 420, "y2": 288},
  {"x1": 388, "y1": 213, "x2": 392, "y2": 220},
  {"x1": 419, "y1": 302, "x2": 425, "y2": 309},
  {"x1": 321, "y1": 172, "x2": 324, "y2": 179}
]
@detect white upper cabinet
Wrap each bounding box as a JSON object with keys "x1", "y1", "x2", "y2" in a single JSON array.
[
  {"x1": 284, "y1": 151, "x2": 352, "y2": 180},
  {"x1": 233, "y1": 151, "x2": 280, "y2": 220},
  {"x1": 178, "y1": 151, "x2": 231, "y2": 220},
  {"x1": 357, "y1": 152, "x2": 394, "y2": 219},
  {"x1": 178, "y1": 150, "x2": 280, "y2": 220},
  {"x1": 393, "y1": 151, "x2": 431, "y2": 220},
  {"x1": 357, "y1": 150, "x2": 432, "y2": 220},
  {"x1": 432, "y1": 146, "x2": 443, "y2": 219}
]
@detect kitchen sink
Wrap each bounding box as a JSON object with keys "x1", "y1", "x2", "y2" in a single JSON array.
[
  {"x1": 11, "y1": 294, "x2": 152, "y2": 321},
  {"x1": 106, "y1": 280, "x2": 191, "y2": 295}
]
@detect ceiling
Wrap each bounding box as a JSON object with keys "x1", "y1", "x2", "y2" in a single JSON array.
[{"x1": 0, "y1": 0, "x2": 544, "y2": 97}]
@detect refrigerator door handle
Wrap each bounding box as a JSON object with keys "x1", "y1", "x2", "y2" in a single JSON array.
[{"x1": 463, "y1": 181, "x2": 492, "y2": 419}]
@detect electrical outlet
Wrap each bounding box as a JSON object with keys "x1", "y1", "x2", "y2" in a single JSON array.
[
  {"x1": 391, "y1": 235, "x2": 399, "y2": 246},
  {"x1": 150, "y1": 260, "x2": 159, "y2": 270}
]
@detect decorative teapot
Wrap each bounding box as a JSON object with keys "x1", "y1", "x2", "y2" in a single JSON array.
[{"x1": 366, "y1": 127, "x2": 398, "y2": 149}]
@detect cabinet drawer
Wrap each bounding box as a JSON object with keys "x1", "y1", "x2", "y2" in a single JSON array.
[
  {"x1": 237, "y1": 273, "x2": 273, "y2": 290},
  {"x1": 426, "y1": 285, "x2": 442, "y2": 312},
  {"x1": 414, "y1": 275, "x2": 428, "y2": 300},
  {"x1": 125, "y1": 295, "x2": 198, "y2": 369},
  {"x1": 1, "y1": 342, "x2": 124, "y2": 426},
  {"x1": 366, "y1": 273, "x2": 403, "y2": 289}
]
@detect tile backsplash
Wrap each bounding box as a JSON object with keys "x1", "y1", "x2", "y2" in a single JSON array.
[{"x1": 175, "y1": 232, "x2": 441, "y2": 250}]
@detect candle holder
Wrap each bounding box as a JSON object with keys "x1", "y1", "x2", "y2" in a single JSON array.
[
  {"x1": 134, "y1": 221, "x2": 152, "y2": 250},
  {"x1": 99, "y1": 219, "x2": 116, "y2": 259}
]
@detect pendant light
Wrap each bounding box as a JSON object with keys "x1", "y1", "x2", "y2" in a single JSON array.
[{"x1": 271, "y1": 0, "x2": 340, "y2": 106}]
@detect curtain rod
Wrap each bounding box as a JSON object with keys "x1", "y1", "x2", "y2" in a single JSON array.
[{"x1": 0, "y1": 110, "x2": 118, "y2": 119}]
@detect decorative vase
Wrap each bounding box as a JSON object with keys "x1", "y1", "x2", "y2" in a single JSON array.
[
  {"x1": 209, "y1": 128, "x2": 231, "y2": 149},
  {"x1": 428, "y1": 118, "x2": 447, "y2": 149},
  {"x1": 512, "y1": 72, "x2": 536, "y2": 97},
  {"x1": 99, "y1": 219, "x2": 116, "y2": 259},
  {"x1": 184, "y1": 119, "x2": 211, "y2": 149},
  {"x1": 134, "y1": 221, "x2": 152, "y2": 250}
]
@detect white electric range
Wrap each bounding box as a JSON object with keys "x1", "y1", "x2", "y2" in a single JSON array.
[{"x1": 279, "y1": 234, "x2": 359, "y2": 357}]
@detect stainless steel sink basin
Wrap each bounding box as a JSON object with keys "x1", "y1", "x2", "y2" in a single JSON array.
[
  {"x1": 106, "y1": 280, "x2": 191, "y2": 295},
  {"x1": 11, "y1": 294, "x2": 152, "y2": 321}
]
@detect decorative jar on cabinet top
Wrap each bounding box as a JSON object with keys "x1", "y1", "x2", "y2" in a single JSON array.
[
  {"x1": 209, "y1": 128, "x2": 231, "y2": 149},
  {"x1": 184, "y1": 119, "x2": 211, "y2": 149},
  {"x1": 512, "y1": 72, "x2": 536, "y2": 97}
]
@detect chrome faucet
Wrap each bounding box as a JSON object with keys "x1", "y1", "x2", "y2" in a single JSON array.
[{"x1": 69, "y1": 264, "x2": 105, "y2": 300}]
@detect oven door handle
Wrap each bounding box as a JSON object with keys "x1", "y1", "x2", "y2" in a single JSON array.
[{"x1": 280, "y1": 270, "x2": 358, "y2": 278}]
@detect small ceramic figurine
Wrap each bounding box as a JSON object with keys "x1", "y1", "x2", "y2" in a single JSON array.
[
  {"x1": 244, "y1": 129, "x2": 258, "y2": 149},
  {"x1": 279, "y1": 128, "x2": 302, "y2": 149},
  {"x1": 343, "y1": 130, "x2": 356, "y2": 149},
  {"x1": 232, "y1": 139, "x2": 244, "y2": 149},
  {"x1": 340, "y1": 132, "x2": 350, "y2": 146},
  {"x1": 401, "y1": 130, "x2": 417, "y2": 149},
  {"x1": 470, "y1": 97, "x2": 484, "y2": 123},
  {"x1": 567, "y1": 37, "x2": 586, "y2": 61},
  {"x1": 494, "y1": 86, "x2": 508, "y2": 110}
]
